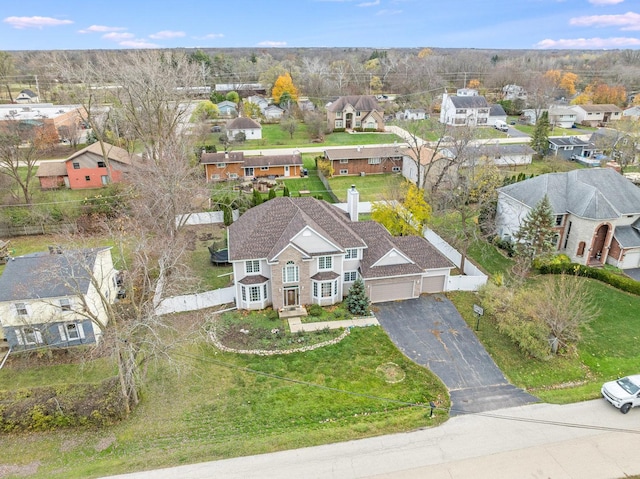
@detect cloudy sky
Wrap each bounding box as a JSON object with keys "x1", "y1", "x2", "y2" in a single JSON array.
[{"x1": 1, "y1": 0, "x2": 639, "y2": 50}]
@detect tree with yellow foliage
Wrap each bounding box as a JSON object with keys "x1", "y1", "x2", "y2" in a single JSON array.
[
  {"x1": 467, "y1": 79, "x2": 481, "y2": 89},
  {"x1": 544, "y1": 70, "x2": 561, "y2": 85},
  {"x1": 417, "y1": 48, "x2": 432, "y2": 59},
  {"x1": 559, "y1": 72, "x2": 578, "y2": 96},
  {"x1": 271, "y1": 73, "x2": 299, "y2": 105},
  {"x1": 372, "y1": 183, "x2": 431, "y2": 236}
]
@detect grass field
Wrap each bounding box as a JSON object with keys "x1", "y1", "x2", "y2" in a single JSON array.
[
  {"x1": 329, "y1": 174, "x2": 406, "y2": 202},
  {"x1": 0, "y1": 323, "x2": 449, "y2": 479}
]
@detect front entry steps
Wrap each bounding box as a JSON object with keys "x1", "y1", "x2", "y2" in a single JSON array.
[{"x1": 278, "y1": 305, "x2": 308, "y2": 319}]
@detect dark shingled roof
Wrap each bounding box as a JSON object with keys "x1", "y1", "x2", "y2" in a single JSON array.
[
  {"x1": 548, "y1": 136, "x2": 590, "y2": 147},
  {"x1": 614, "y1": 223, "x2": 640, "y2": 248},
  {"x1": 490, "y1": 104, "x2": 507, "y2": 116},
  {"x1": 227, "y1": 117, "x2": 261, "y2": 130},
  {"x1": 0, "y1": 248, "x2": 109, "y2": 302},
  {"x1": 449, "y1": 96, "x2": 490, "y2": 109},
  {"x1": 498, "y1": 168, "x2": 640, "y2": 220},
  {"x1": 325, "y1": 145, "x2": 406, "y2": 161},
  {"x1": 326, "y1": 95, "x2": 381, "y2": 113},
  {"x1": 238, "y1": 275, "x2": 269, "y2": 285},
  {"x1": 200, "y1": 151, "x2": 244, "y2": 164},
  {"x1": 229, "y1": 196, "x2": 454, "y2": 277},
  {"x1": 244, "y1": 154, "x2": 302, "y2": 167}
]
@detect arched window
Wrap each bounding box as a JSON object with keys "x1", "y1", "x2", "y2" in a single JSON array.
[
  {"x1": 282, "y1": 261, "x2": 299, "y2": 283},
  {"x1": 577, "y1": 241, "x2": 586, "y2": 257}
]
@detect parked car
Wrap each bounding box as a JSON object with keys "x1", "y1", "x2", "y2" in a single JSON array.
[
  {"x1": 494, "y1": 120, "x2": 509, "y2": 132},
  {"x1": 601, "y1": 375, "x2": 640, "y2": 414},
  {"x1": 570, "y1": 154, "x2": 580, "y2": 161},
  {"x1": 211, "y1": 125, "x2": 221, "y2": 132}
]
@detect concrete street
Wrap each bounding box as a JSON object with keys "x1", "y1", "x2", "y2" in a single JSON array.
[{"x1": 101, "y1": 400, "x2": 640, "y2": 479}]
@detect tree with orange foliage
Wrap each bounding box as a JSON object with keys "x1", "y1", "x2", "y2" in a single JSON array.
[
  {"x1": 467, "y1": 79, "x2": 481, "y2": 89},
  {"x1": 544, "y1": 70, "x2": 561, "y2": 85},
  {"x1": 590, "y1": 83, "x2": 626, "y2": 106},
  {"x1": 272, "y1": 72, "x2": 299, "y2": 105}
]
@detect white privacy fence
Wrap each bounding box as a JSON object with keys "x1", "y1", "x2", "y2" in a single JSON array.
[
  {"x1": 423, "y1": 228, "x2": 488, "y2": 292},
  {"x1": 155, "y1": 287, "x2": 236, "y2": 315}
]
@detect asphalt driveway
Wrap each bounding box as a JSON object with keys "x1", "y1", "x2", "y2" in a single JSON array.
[
  {"x1": 375, "y1": 295, "x2": 537, "y2": 416},
  {"x1": 624, "y1": 268, "x2": 640, "y2": 282}
]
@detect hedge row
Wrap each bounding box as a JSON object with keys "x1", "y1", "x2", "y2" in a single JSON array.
[
  {"x1": 0, "y1": 377, "x2": 127, "y2": 432},
  {"x1": 538, "y1": 262, "x2": 640, "y2": 296}
]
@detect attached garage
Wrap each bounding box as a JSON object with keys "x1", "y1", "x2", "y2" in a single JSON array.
[
  {"x1": 622, "y1": 250, "x2": 640, "y2": 269},
  {"x1": 367, "y1": 277, "x2": 418, "y2": 303},
  {"x1": 421, "y1": 275, "x2": 446, "y2": 294}
]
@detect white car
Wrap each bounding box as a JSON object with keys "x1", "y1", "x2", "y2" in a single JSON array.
[{"x1": 601, "y1": 375, "x2": 640, "y2": 414}]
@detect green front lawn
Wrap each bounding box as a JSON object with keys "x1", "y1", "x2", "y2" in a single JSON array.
[
  {"x1": 0, "y1": 321, "x2": 449, "y2": 479},
  {"x1": 328, "y1": 174, "x2": 406, "y2": 202}
]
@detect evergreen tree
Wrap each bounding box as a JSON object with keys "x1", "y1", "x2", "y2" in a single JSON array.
[
  {"x1": 514, "y1": 195, "x2": 557, "y2": 262},
  {"x1": 252, "y1": 188, "x2": 263, "y2": 206},
  {"x1": 345, "y1": 278, "x2": 370, "y2": 316},
  {"x1": 282, "y1": 185, "x2": 290, "y2": 197},
  {"x1": 223, "y1": 205, "x2": 233, "y2": 226},
  {"x1": 530, "y1": 111, "x2": 550, "y2": 156},
  {"x1": 268, "y1": 188, "x2": 276, "y2": 200}
]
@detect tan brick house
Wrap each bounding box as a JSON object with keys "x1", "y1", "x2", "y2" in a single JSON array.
[{"x1": 326, "y1": 95, "x2": 385, "y2": 132}]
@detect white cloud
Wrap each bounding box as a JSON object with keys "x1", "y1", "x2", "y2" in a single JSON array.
[
  {"x1": 376, "y1": 9, "x2": 402, "y2": 15},
  {"x1": 535, "y1": 36, "x2": 640, "y2": 48},
  {"x1": 149, "y1": 30, "x2": 186, "y2": 39},
  {"x1": 3, "y1": 16, "x2": 73, "y2": 29},
  {"x1": 119, "y1": 40, "x2": 160, "y2": 49},
  {"x1": 358, "y1": 0, "x2": 380, "y2": 6},
  {"x1": 202, "y1": 33, "x2": 224, "y2": 39},
  {"x1": 588, "y1": 0, "x2": 624, "y2": 5},
  {"x1": 570, "y1": 11, "x2": 640, "y2": 30},
  {"x1": 103, "y1": 32, "x2": 134, "y2": 41},
  {"x1": 257, "y1": 41, "x2": 287, "y2": 47},
  {"x1": 78, "y1": 25, "x2": 126, "y2": 34}
]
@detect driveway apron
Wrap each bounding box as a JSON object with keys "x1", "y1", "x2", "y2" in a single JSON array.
[{"x1": 375, "y1": 295, "x2": 537, "y2": 416}]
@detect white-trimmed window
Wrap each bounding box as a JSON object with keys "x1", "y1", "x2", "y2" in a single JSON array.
[
  {"x1": 211, "y1": 174, "x2": 220, "y2": 180},
  {"x1": 368, "y1": 158, "x2": 381, "y2": 165},
  {"x1": 335, "y1": 120, "x2": 343, "y2": 128},
  {"x1": 313, "y1": 280, "x2": 338, "y2": 299},
  {"x1": 340, "y1": 159, "x2": 348, "y2": 164},
  {"x1": 344, "y1": 271, "x2": 358, "y2": 282},
  {"x1": 345, "y1": 248, "x2": 358, "y2": 259},
  {"x1": 228, "y1": 173, "x2": 238, "y2": 179},
  {"x1": 59, "y1": 298, "x2": 72, "y2": 312},
  {"x1": 260, "y1": 166, "x2": 269, "y2": 171},
  {"x1": 217, "y1": 163, "x2": 226, "y2": 168},
  {"x1": 356, "y1": 111, "x2": 361, "y2": 117},
  {"x1": 241, "y1": 286, "x2": 246, "y2": 301},
  {"x1": 14, "y1": 302, "x2": 28, "y2": 316},
  {"x1": 249, "y1": 286, "x2": 261, "y2": 302},
  {"x1": 321, "y1": 282, "x2": 333, "y2": 297},
  {"x1": 17, "y1": 327, "x2": 43, "y2": 345},
  {"x1": 336, "y1": 111, "x2": 342, "y2": 118},
  {"x1": 59, "y1": 322, "x2": 85, "y2": 341},
  {"x1": 392, "y1": 166, "x2": 401, "y2": 172},
  {"x1": 340, "y1": 169, "x2": 348, "y2": 175},
  {"x1": 318, "y1": 256, "x2": 332, "y2": 270},
  {"x1": 245, "y1": 260, "x2": 260, "y2": 274},
  {"x1": 282, "y1": 261, "x2": 299, "y2": 283},
  {"x1": 456, "y1": 109, "x2": 466, "y2": 114}
]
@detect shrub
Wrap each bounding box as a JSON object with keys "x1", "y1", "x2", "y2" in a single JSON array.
[
  {"x1": 308, "y1": 304, "x2": 324, "y2": 317},
  {"x1": 538, "y1": 262, "x2": 640, "y2": 296},
  {"x1": 491, "y1": 235, "x2": 515, "y2": 257}
]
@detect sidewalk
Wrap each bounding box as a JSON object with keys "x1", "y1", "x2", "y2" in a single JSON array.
[
  {"x1": 288, "y1": 315, "x2": 379, "y2": 332},
  {"x1": 101, "y1": 400, "x2": 640, "y2": 479}
]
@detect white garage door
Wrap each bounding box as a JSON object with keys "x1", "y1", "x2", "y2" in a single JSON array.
[
  {"x1": 623, "y1": 251, "x2": 640, "y2": 268},
  {"x1": 369, "y1": 281, "x2": 415, "y2": 303},
  {"x1": 422, "y1": 275, "x2": 446, "y2": 294}
]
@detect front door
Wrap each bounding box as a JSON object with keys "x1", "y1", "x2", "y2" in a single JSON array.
[
  {"x1": 284, "y1": 287, "x2": 299, "y2": 307},
  {"x1": 284, "y1": 165, "x2": 290, "y2": 177}
]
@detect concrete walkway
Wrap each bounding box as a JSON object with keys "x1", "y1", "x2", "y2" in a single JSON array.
[{"x1": 288, "y1": 316, "x2": 379, "y2": 333}]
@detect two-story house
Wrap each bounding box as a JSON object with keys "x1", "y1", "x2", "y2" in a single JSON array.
[
  {"x1": 36, "y1": 142, "x2": 140, "y2": 190},
  {"x1": 201, "y1": 151, "x2": 302, "y2": 182},
  {"x1": 569, "y1": 104, "x2": 623, "y2": 127},
  {"x1": 495, "y1": 168, "x2": 640, "y2": 268},
  {"x1": 324, "y1": 145, "x2": 406, "y2": 176},
  {"x1": 0, "y1": 247, "x2": 118, "y2": 351},
  {"x1": 439, "y1": 91, "x2": 491, "y2": 127},
  {"x1": 228, "y1": 187, "x2": 454, "y2": 311},
  {"x1": 326, "y1": 95, "x2": 384, "y2": 132}
]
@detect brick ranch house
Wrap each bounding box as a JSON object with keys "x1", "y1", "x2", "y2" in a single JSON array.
[
  {"x1": 200, "y1": 151, "x2": 303, "y2": 182},
  {"x1": 324, "y1": 145, "x2": 406, "y2": 176},
  {"x1": 228, "y1": 186, "x2": 454, "y2": 311}
]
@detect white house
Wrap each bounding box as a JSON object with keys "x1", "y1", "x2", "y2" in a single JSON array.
[
  {"x1": 622, "y1": 106, "x2": 640, "y2": 120},
  {"x1": 217, "y1": 100, "x2": 238, "y2": 117},
  {"x1": 439, "y1": 91, "x2": 491, "y2": 127},
  {"x1": 548, "y1": 106, "x2": 577, "y2": 129},
  {"x1": 569, "y1": 104, "x2": 623, "y2": 127},
  {"x1": 502, "y1": 84, "x2": 527, "y2": 102},
  {"x1": 15, "y1": 89, "x2": 39, "y2": 104},
  {"x1": 0, "y1": 247, "x2": 118, "y2": 351},
  {"x1": 443, "y1": 143, "x2": 535, "y2": 167},
  {"x1": 495, "y1": 168, "x2": 640, "y2": 268},
  {"x1": 402, "y1": 109, "x2": 428, "y2": 121},
  {"x1": 264, "y1": 104, "x2": 285, "y2": 121},
  {"x1": 226, "y1": 117, "x2": 262, "y2": 141}
]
